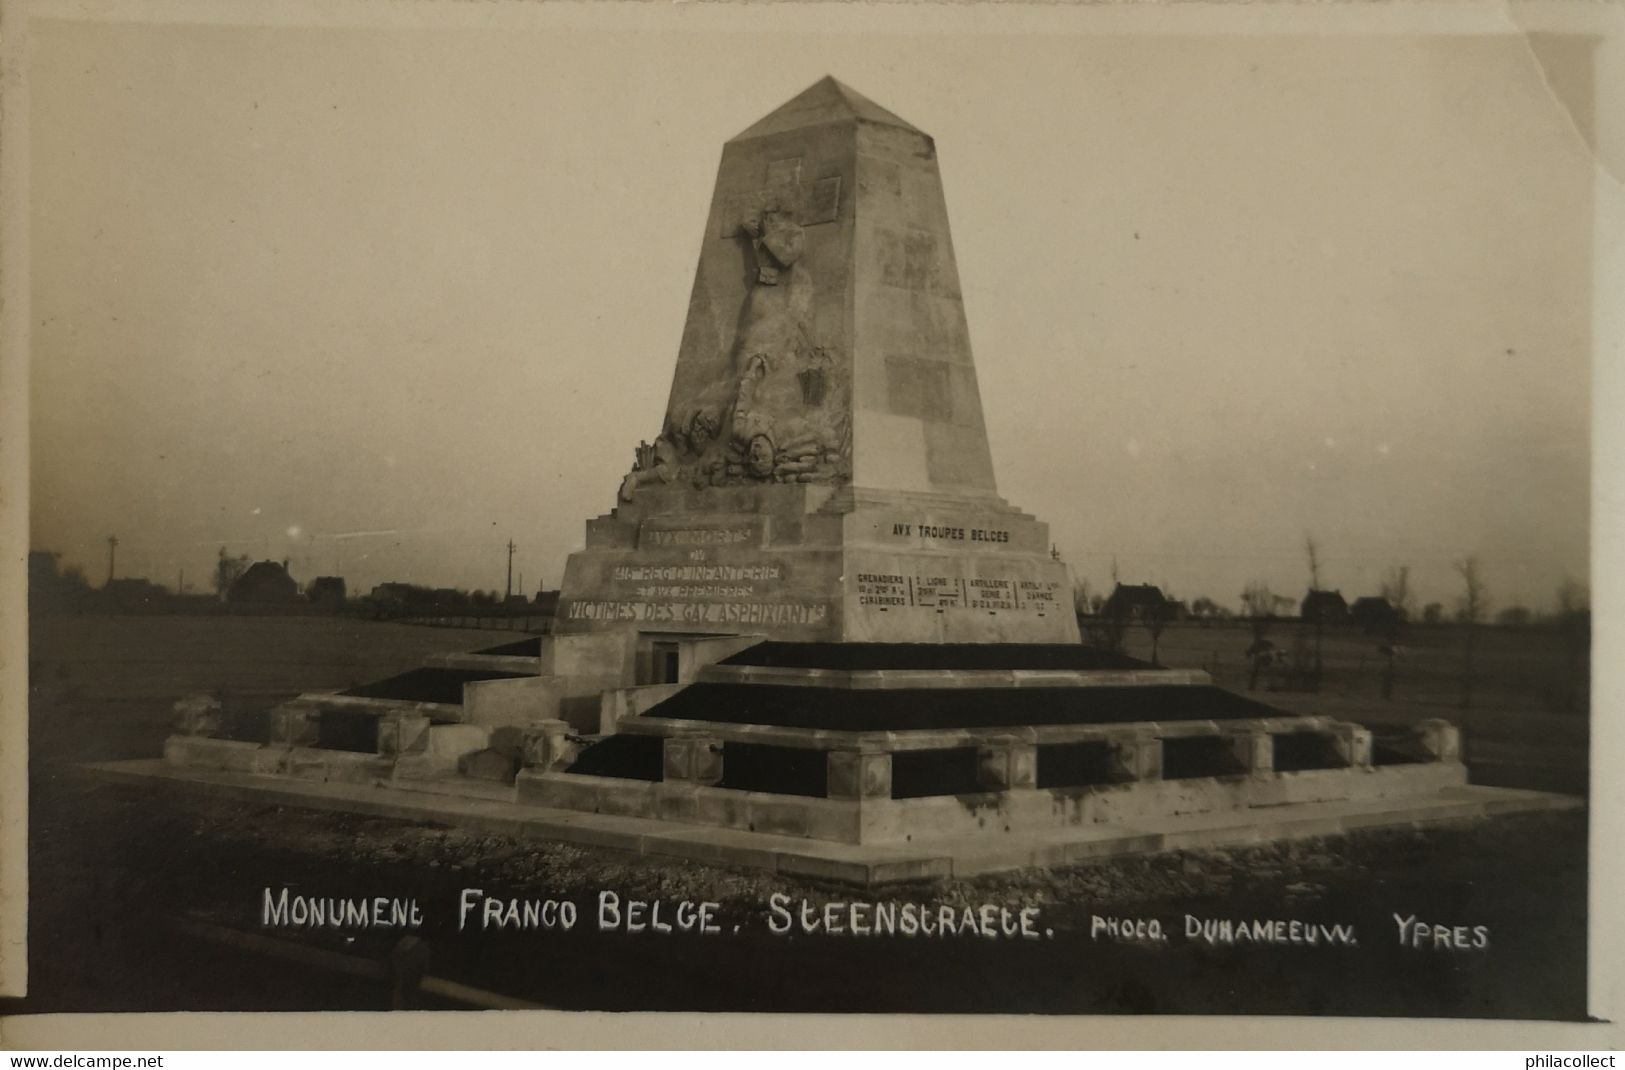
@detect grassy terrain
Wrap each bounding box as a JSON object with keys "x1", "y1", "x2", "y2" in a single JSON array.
[
  {"x1": 1114, "y1": 619, "x2": 1589, "y2": 794},
  {"x1": 6, "y1": 612, "x2": 1592, "y2": 1018},
  {"x1": 25, "y1": 614, "x2": 504, "y2": 763}
]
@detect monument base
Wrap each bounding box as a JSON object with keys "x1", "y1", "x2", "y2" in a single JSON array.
[
  {"x1": 554, "y1": 483, "x2": 1081, "y2": 645},
  {"x1": 138, "y1": 634, "x2": 1569, "y2": 884},
  {"x1": 94, "y1": 756, "x2": 1579, "y2": 887},
  {"x1": 506, "y1": 641, "x2": 1480, "y2": 846}
]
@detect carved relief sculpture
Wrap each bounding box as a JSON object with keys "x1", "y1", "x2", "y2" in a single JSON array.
[{"x1": 619, "y1": 167, "x2": 850, "y2": 501}]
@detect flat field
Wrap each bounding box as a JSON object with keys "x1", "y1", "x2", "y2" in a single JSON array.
[
  {"x1": 1116, "y1": 618, "x2": 1589, "y2": 794},
  {"x1": 5, "y1": 612, "x2": 1591, "y2": 1017}
]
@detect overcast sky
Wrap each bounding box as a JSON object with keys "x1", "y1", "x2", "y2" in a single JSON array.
[{"x1": 27, "y1": 8, "x2": 1604, "y2": 613}]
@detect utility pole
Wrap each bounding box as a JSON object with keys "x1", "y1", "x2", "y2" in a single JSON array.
[
  {"x1": 505, "y1": 539, "x2": 516, "y2": 602},
  {"x1": 106, "y1": 535, "x2": 118, "y2": 587}
]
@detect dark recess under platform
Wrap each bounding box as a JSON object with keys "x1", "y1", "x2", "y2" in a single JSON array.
[
  {"x1": 474, "y1": 637, "x2": 544, "y2": 657},
  {"x1": 718, "y1": 742, "x2": 826, "y2": 797},
  {"x1": 565, "y1": 734, "x2": 664, "y2": 780},
  {"x1": 644, "y1": 682, "x2": 1299, "y2": 732},
  {"x1": 716, "y1": 642, "x2": 1154, "y2": 672},
  {"x1": 317, "y1": 710, "x2": 380, "y2": 754},
  {"x1": 341, "y1": 666, "x2": 531, "y2": 705}
]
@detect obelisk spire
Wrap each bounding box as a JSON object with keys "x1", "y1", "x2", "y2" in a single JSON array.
[{"x1": 631, "y1": 76, "x2": 998, "y2": 504}]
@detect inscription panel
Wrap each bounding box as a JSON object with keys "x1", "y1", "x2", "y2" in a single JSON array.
[
  {"x1": 846, "y1": 561, "x2": 1065, "y2": 616},
  {"x1": 854, "y1": 512, "x2": 1048, "y2": 556},
  {"x1": 910, "y1": 575, "x2": 964, "y2": 609},
  {"x1": 639, "y1": 516, "x2": 766, "y2": 550},
  {"x1": 564, "y1": 600, "x2": 829, "y2": 627},
  {"x1": 559, "y1": 518, "x2": 1077, "y2": 643},
  {"x1": 965, "y1": 577, "x2": 1017, "y2": 611},
  {"x1": 855, "y1": 572, "x2": 908, "y2": 607},
  {"x1": 841, "y1": 549, "x2": 1080, "y2": 644},
  {"x1": 559, "y1": 519, "x2": 841, "y2": 638},
  {"x1": 617, "y1": 560, "x2": 785, "y2": 603}
]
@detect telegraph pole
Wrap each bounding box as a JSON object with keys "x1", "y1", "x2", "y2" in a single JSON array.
[
  {"x1": 505, "y1": 539, "x2": 516, "y2": 602},
  {"x1": 106, "y1": 535, "x2": 118, "y2": 587}
]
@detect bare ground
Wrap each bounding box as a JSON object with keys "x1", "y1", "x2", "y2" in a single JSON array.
[{"x1": 4, "y1": 613, "x2": 1592, "y2": 1018}]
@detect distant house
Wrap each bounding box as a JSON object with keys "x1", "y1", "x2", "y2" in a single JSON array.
[
  {"x1": 1349, "y1": 596, "x2": 1401, "y2": 635},
  {"x1": 367, "y1": 581, "x2": 423, "y2": 618},
  {"x1": 532, "y1": 589, "x2": 561, "y2": 616},
  {"x1": 306, "y1": 576, "x2": 347, "y2": 606},
  {"x1": 228, "y1": 560, "x2": 300, "y2": 604},
  {"x1": 1300, "y1": 589, "x2": 1350, "y2": 625},
  {"x1": 367, "y1": 583, "x2": 489, "y2": 614},
  {"x1": 30, "y1": 551, "x2": 66, "y2": 604},
  {"x1": 29, "y1": 551, "x2": 97, "y2": 611},
  {"x1": 369, "y1": 582, "x2": 417, "y2": 607},
  {"x1": 29, "y1": 550, "x2": 61, "y2": 590},
  {"x1": 1101, "y1": 583, "x2": 1174, "y2": 620}
]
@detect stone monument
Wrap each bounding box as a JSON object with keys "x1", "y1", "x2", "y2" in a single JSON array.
[
  {"x1": 138, "y1": 78, "x2": 1561, "y2": 885},
  {"x1": 555, "y1": 76, "x2": 1078, "y2": 647}
]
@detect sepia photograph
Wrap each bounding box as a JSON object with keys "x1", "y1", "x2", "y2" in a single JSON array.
[{"x1": 2, "y1": 0, "x2": 1621, "y2": 1046}]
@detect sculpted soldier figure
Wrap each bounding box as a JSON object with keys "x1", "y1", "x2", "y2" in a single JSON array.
[{"x1": 623, "y1": 185, "x2": 849, "y2": 495}]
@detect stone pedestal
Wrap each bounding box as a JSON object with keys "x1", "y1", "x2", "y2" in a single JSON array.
[
  {"x1": 557, "y1": 485, "x2": 1078, "y2": 645},
  {"x1": 377, "y1": 715, "x2": 431, "y2": 757},
  {"x1": 827, "y1": 751, "x2": 892, "y2": 800},
  {"x1": 1228, "y1": 730, "x2": 1274, "y2": 775},
  {"x1": 976, "y1": 742, "x2": 1038, "y2": 791},
  {"x1": 1330, "y1": 723, "x2": 1374, "y2": 768},
  {"x1": 663, "y1": 737, "x2": 724, "y2": 786},
  {"x1": 522, "y1": 719, "x2": 583, "y2": 772},
  {"x1": 1416, "y1": 718, "x2": 1463, "y2": 762},
  {"x1": 173, "y1": 693, "x2": 223, "y2": 738},
  {"x1": 1109, "y1": 736, "x2": 1163, "y2": 783},
  {"x1": 268, "y1": 704, "x2": 320, "y2": 747}
]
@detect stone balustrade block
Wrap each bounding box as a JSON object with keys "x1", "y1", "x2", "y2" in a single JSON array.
[
  {"x1": 976, "y1": 742, "x2": 1037, "y2": 790},
  {"x1": 663, "y1": 737, "x2": 724, "y2": 785},
  {"x1": 1108, "y1": 737, "x2": 1163, "y2": 782},
  {"x1": 1330, "y1": 723, "x2": 1373, "y2": 768},
  {"x1": 1227, "y1": 731, "x2": 1273, "y2": 775},
  {"x1": 522, "y1": 719, "x2": 582, "y2": 771},
  {"x1": 172, "y1": 693, "x2": 223, "y2": 738},
  {"x1": 827, "y1": 751, "x2": 892, "y2": 799},
  {"x1": 377, "y1": 715, "x2": 431, "y2": 757},
  {"x1": 1416, "y1": 718, "x2": 1462, "y2": 762},
  {"x1": 268, "y1": 705, "x2": 320, "y2": 747}
]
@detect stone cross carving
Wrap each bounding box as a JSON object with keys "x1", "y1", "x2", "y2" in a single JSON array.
[{"x1": 717, "y1": 157, "x2": 842, "y2": 239}]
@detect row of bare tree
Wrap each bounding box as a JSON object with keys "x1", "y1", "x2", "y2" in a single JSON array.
[{"x1": 1074, "y1": 541, "x2": 1588, "y2": 710}]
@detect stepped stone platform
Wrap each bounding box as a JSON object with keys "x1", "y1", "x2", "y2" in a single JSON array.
[
  {"x1": 119, "y1": 80, "x2": 1583, "y2": 884},
  {"x1": 512, "y1": 641, "x2": 1486, "y2": 847},
  {"x1": 92, "y1": 758, "x2": 1580, "y2": 887},
  {"x1": 135, "y1": 634, "x2": 1583, "y2": 880}
]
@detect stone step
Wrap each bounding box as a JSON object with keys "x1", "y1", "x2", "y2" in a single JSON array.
[
  {"x1": 341, "y1": 666, "x2": 535, "y2": 706},
  {"x1": 696, "y1": 664, "x2": 1212, "y2": 690},
  {"x1": 89, "y1": 758, "x2": 1582, "y2": 887}
]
